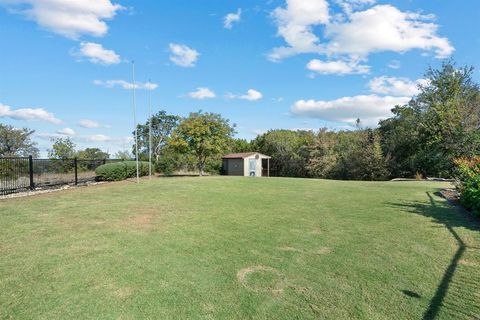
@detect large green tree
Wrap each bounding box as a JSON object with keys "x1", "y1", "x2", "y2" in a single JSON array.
[
  {"x1": 76, "y1": 148, "x2": 109, "y2": 160},
  {"x1": 347, "y1": 130, "x2": 390, "y2": 181},
  {"x1": 307, "y1": 128, "x2": 340, "y2": 179},
  {"x1": 114, "y1": 150, "x2": 133, "y2": 160},
  {"x1": 48, "y1": 138, "x2": 76, "y2": 159},
  {"x1": 0, "y1": 124, "x2": 39, "y2": 157},
  {"x1": 133, "y1": 110, "x2": 180, "y2": 161},
  {"x1": 169, "y1": 111, "x2": 235, "y2": 176},
  {"x1": 229, "y1": 138, "x2": 252, "y2": 153},
  {"x1": 379, "y1": 61, "x2": 480, "y2": 177},
  {"x1": 252, "y1": 129, "x2": 314, "y2": 177},
  {"x1": 308, "y1": 129, "x2": 389, "y2": 181}
]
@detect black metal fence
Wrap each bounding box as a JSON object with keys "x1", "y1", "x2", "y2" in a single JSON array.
[{"x1": 0, "y1": 156, "x2": 119, "y2": 196}]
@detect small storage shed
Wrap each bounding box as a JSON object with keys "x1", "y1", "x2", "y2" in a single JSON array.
[{"x1": 222, "y1": 152, "x2": 271, "y2": 177}]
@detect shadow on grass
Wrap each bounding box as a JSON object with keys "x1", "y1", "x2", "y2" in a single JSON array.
[
  {"x1": 389, "y1": 191, "x2": 480, "y2": 320},
  {"x1": 402, "y1": 290, "x2": 421, "y2": 299}
]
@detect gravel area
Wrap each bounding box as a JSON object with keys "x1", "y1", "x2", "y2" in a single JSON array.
[{"x1": 0, "y1": 181, "x2": 108, "y2": 200}]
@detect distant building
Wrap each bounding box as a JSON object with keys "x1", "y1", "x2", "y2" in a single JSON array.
[{"x1": 222, "y1": 152, "x2": 271, "y2": 177}]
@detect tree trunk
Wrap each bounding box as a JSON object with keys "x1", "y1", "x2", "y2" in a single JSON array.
[{"x1": 198, "y1": 156, "x2": 204, "y2": 176}]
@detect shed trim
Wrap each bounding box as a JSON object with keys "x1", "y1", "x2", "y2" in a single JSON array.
[{"x1": 222, "y1": 152, "x2": 271, "y2": 159}]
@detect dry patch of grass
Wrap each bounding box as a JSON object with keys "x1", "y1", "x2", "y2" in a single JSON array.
[
  {"x1": 126, "y1": 214, "x2": 155, "y2": 229},
  {"x1": 316, "y1": 247, "x2": 331, "y2": 255},
  {"x1": 459, "y1": 259, "x2": 478, "y2": 267},
  {"x1": 278, "y1": 246, "x2": 302, "y2": 252},
  {"x1": 117, "y1": 207, "x2": 166, "y2": 231},
  {"x1": 114, "y1": 287, "x2": 133, "y2": 300},
  {"x1": 237, "y1": 265, "x2": 285, "y2": 294}
]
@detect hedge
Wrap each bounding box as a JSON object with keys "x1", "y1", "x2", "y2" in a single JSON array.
[
  {"x1": 95, "y1": 161, "x2": 150, "y2": 181},
  {"x1": 454, "y1": 157, "x2": 480, "y2": 217}
]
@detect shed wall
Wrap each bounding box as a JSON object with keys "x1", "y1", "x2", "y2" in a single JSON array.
[
  {"x1": 226, "y1": 158, "x2": 244, "y2": 176},
  {"x1": 243, "y1": 154, "x2": 265, "y2": 177}
]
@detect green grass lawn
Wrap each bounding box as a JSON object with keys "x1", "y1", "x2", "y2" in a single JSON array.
[{"x1": 1, "y1": 177, "x2": 479, "y2": 319}]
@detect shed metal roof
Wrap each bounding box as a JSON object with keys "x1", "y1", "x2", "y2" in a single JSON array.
[{"x1": 222, "y1": 152, "x2": 271, "y2": 159}]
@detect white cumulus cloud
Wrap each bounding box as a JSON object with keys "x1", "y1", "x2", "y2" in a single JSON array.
[
  {"x1": 307, "y1": 59, "x2": 370, "y2": 75},
  {"x1": 227, "y1": 89, "x2": 263, "y2": 101},
  {"x1": 78, "y1": 119, "x2": 110, "y2": 129},
  {"x1": 169, "y1": 43, "x2": 199, "y2": 67},
  {"x1": 56, "y1": 127, "x2": 76, "y2": 136},
  {"x1": 325, "y1": 5, "x2": 454, "y2": 59},
  {"x1": 224, "y1": 9, "x2": 242, "y2": 29},
  {"x1": 188, "y1": 87, "x2": 216, "y2": 99},
  {"x1": 93, "y1": 80, "x2": 158, "y2": 90},
  {"x1": 73, "y1": 42, "x2": 121, "y2": 65},
  {"x1": 269, "y1": 1, "x2": 454, "y2": 63},
  {"x1": 0, "y1": 0, "x2": 124, "y2": 39},
  {"x1": 0, "y1": 103, "x2": 61, "y2": 124},
  {"x1": 241, "y1": 89, "x2": 263, "y2": 101},
  {"x1": 368, "y1": 76, "x2": 429, "y2": 97},
  {"x1": 81, "y1": 134, "x2": 111, "y2": 142},
  {"x1": 269, "y1": 0, "x2": 329, "y2": 61},
  {"x1": 335, "y1": 0, "x2": 376, "y2": 15},
  {"x1": 291, "y1": 94, "x2": 410, "y2": 126}
]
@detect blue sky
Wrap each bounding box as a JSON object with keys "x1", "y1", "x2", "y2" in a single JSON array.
[{"x1": 1, "y1": 0, "x2": 479, "y2": 156}]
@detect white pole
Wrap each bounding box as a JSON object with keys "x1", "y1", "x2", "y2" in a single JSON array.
[
  {"x1": 132, "y1": 61, "x2": 140, "y2": 183},
  {"x1": 148, "y1": 79, "x2": 152, "y2": 180}
]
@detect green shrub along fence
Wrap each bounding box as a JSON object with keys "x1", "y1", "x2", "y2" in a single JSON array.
[
  {"x1": 455, "y1": 157, "x2": 480, "y2": 217},
  {"x1": 95, "y1": 161, "x2": 150, "y2": 181},
  {"x1": 0, "y1": 156, "x2": 121, "y2": 196}
]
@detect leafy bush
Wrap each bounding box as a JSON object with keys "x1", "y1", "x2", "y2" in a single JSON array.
[
  {"x1": 95, "y1": 161, "x2": 150, "y2": 181},
  {"x1": 454, "y1": 157, "x2": 480, "y2": 216},
  {"x1": 155, "y1": 154, "x2": 178, "y2": 176},
  {"x1": 460, "y1": 176, "x2": 480, "y2": 216}
]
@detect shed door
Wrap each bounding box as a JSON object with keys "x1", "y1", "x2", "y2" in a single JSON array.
[{"x1": 249, "y1": 159, "x2": 256, "y2": 176}]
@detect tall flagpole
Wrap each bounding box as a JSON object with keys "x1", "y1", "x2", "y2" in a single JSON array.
[
  {"x1": 132, "y1": 61, "x2": 140, "y2": 183},
  {"x1": 148, "y1": 79, "x2": 152, "y2": 180}
]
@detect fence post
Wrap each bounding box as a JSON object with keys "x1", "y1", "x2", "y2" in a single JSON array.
[
  {"x1": 28, "y1": 155, "x2": 34, "y2": 190},
  {"x1": 74, "y1": 158, "x2": 78, "y2": 185}
]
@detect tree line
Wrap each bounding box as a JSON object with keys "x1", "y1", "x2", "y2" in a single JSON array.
[
  {"x1": 134, "y1": 61, "x2": 478, "y2": 180},
  {"x1": 0, "y1": 130, "x2": 111, "y2": 161},
  {"x1": 2, "y1": 61, "x2": 479, "y2": 180},
  {"x1": 261, "y1": 61, "x2": 479, "y2": 179}
]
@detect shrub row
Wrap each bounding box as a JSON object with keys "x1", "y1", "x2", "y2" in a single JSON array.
[
  {"x1": 454, "y1": 157, "x2": 480, "y2": 217},
  {"x1": 95, "y1": 161, "x2": 150, "y2": 181}
]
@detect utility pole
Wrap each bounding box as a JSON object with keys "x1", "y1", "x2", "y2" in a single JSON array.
[
  {"x1": 132, "y1": 61, "x2": 140, "y2": 183},
  {"x1": 148, "y1": 79, "x2": 153, "y2": 180}
]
